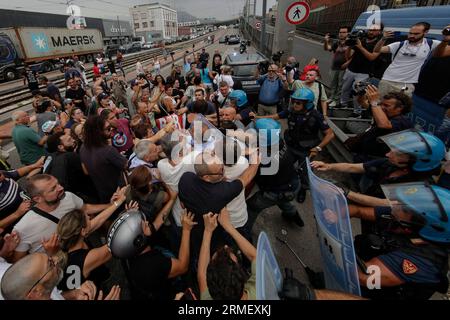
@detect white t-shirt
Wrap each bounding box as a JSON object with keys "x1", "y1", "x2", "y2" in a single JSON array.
[
  {"x1": 157, "y1": 151, "x2": 200, "y2": 226},
  {"x1": 215, "y1": 74, "x2": 234, "y2": 88},
  {"x1": 0, "y1": 258, "x2": 64, "y2": 300},
  {"x1": 382, "y1": 39, "x2": 440, "y2": 83},
  {"x1": 13, "y1": 192, "x2": 84, "y2": 253},
  {"x1": 224, "y1": 156, "x2": 249, "y2": 228}
]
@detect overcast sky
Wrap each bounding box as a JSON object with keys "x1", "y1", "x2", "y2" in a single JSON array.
[{"x1": 0, "y1": 0, "x2": 278, "y2": 21}]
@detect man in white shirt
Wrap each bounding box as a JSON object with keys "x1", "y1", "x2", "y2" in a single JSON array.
[
  {"x1": 11, "y1": 174, "x2": 114, "y2": 262},
  {"x1": 374, "y1": 22, "x2": 441, "y2": 97},
  {"x1": 218, "y1": 139, "x2": 249, "y2": 236},
  {"x1": 157, "y1": 134, "x2": 200, "y2": 226}
]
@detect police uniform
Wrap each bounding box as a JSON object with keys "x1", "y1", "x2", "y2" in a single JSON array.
[
  {"x1": 279, "y1": 109, "x2": 330, "y2": 161},
  {"x1": 356, "y1": 206, "x2": 449, "y2": 300}
]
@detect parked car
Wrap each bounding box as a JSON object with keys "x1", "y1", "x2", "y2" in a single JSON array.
[
  {"x1": 223, "y1": 50, "x2": 268, "y2": 103},
  {"x1": 227, "y1": 35, "x2": 240, "y2": 45},
  {"x1": 142, "y1": 42, "x2": 154, "y2": 50},
  {"x1": 123, "y1": 42, "x2": 142, "y2": 53}
]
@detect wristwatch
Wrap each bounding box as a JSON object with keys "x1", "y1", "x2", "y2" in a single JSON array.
[{"x1": 314, "y1": 146, "x2": 322, "y2": 152}]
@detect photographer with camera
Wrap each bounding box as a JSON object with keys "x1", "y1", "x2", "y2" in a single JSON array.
[
  {"x1": 345, "y1": 85, "x2": 413, "y2": 162},
  {"x1": 324, "y1": 27, "x2": 351, "y2": 107},
  {"x1": 374, "y1": 22, "x2": 442, "y2": 98},
  {"x1": 341, "y1": 24, "x2": 383, "y2": 117}
]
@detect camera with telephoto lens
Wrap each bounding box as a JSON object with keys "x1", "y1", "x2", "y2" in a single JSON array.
[
  {"x1": 443, "y1": 27, "x2": 450, "y2": 36},
  {"x1": 351, "y1": 77, "x2": 380, "y2": 96},
  {"x1": 272, "y1": 50, "x2": 285, "y2": 62},
  {"x1": 345, "y1": 30, "x2": 368, "y2": 47}
]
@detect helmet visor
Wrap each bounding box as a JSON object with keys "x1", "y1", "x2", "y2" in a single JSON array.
[
  {"x1": 381, "y1": 182, "x2": 448, "y2": 232},
  {"x1": 378, "y1": 129, "x2": 432, "y2": 157}
]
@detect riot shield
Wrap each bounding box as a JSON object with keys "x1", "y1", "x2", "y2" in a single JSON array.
[
  {"x1": 306, "y1": 158, "x2": 361, "y2": 296},
  {"x1": 256, "y1": 232, "x2": 283, "y2": 300}
]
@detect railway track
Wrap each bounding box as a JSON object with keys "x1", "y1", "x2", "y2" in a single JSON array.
[{"x1": 0, "y1": 32, "x2": 220, "y2": 113}]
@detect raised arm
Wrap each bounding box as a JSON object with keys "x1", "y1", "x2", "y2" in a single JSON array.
[
  {"x1": 198, "y1": 213, "x2": 218, "y2": 293},
  {"x1": 218, "y1": 208, "x2": 256, "y2": 261}
]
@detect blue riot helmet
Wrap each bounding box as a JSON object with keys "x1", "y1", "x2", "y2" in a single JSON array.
[
  {"x1": 255, "y1": 118, "x2": 281, "y2": 147},
  {"x1": 228, "y1": 90, "x2": 248, "y2": 108},
  {"x1": 107, "y1": 210, "x2": 148, "y2": 259},
  {"x1": 381, "y1": 182, "x2": 450, "y2": 243},
  {"x1": 291, "y1": 88, "x2": 315, "y2": 111},
  {"x1": 379, "y1": 129, "x2": 445, "y2": 172}
]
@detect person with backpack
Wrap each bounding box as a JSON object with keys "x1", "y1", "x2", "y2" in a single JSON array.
[
  {"x1": 287, "y1": 69, "x2": 329, "y2": 116},
  {"x1": 374, "y1": 21, "x2": 441, "y2": 98}
]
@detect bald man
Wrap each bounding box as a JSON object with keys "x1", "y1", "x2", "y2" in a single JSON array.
[
  {"x1": 1, "y1": 252, "x2": 63, "y2": 300},
  {"x1": 11, "y1": 111, "x2": 48, "y2": 165},
  {"x1": 0, "y1": 252, "x2": 121, "y2": 300},
  {"x1": 222, "y1": 107, "x2": 245, "y2": 129}
]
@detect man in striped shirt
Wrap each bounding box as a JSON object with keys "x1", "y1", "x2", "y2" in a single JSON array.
[{"x1": 0, "y1": 157, "x2": 44, "y2": 234}]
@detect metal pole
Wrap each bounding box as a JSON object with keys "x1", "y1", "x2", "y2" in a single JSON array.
[
  {"x1": 273, "y1": 0, "x2": 295, "y2": 64},
  {"x1": 260, "y1": 0, "x2": 267, "y2": 56},
  {"x1": 117, "y1": 16, "x2": 122, "y2": 45}
]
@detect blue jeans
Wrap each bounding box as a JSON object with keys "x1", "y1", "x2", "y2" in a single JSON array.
[{"x1": 246, "y1": 177, "x2": 300, "y2": 232}]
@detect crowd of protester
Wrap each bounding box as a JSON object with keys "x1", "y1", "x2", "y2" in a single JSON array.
[{"x1": 0, "y1": 21, "x2": 449, "y2": 301}]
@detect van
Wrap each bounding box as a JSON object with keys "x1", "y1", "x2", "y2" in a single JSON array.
[{"x1": 353, "y1": 5, "x2": 450, "y2": 40}]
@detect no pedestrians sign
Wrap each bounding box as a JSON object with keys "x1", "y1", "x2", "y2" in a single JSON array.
[{"x1": 285, "y1": 1, "x2": 310, "y2": 25}]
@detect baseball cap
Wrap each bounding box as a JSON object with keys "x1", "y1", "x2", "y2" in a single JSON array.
[
  {"x1": 63, "y1": 98, "x2": 73, "y2": 105},
  {"x1": 98, "y1": 92, "x2": 110, "y2": 100},
  {"x1": 42, "y1": 120, "x2": 60, "y2": 134}
]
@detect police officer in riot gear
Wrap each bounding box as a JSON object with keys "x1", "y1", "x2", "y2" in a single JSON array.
[
  {"x1": 107, "y1": 209, "x2": 196, "y2": 300},
  {"x1": 228, "y1": 90, "x2": 254, "y2": 127},
  {"x1": 355, "y1": 182, "x2": 450, "y2": 300},
  {"x1": 251, "y1": 88, "x2": 335, "y2": 203},
  {"x1": 246, "y1": 119, "x2": 305, "y2": 230}
]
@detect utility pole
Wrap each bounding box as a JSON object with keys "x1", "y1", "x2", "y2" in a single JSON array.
[
  {"x1": 273, "y1": 0, "x2": 296, "y2": 64},
  {"x1": 260, "y1": 0, "x2": 267, "y2": 56},
  {"x1": 117, "y1": 16, "x2": 122, "y2": 45}
]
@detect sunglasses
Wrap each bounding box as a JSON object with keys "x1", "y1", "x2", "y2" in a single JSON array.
[{"x1": 26, "y1": 254, "x2": 60, "y2": 296}]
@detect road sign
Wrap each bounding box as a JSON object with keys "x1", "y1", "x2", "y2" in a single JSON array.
[
  {"x1": 285, "y1": 1, "x2": 310, "y2": 25},
  {"x1": 255, "y1": 21, "x2": 262, "y2": 31}
]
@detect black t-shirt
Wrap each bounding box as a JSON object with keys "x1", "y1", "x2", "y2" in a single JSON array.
[
  {"x1": 178, "y1": 172, "x2": 243, "y2": 221},
  {"x1": 331, "y1": 41, "x2": 349, "y2": 70},
  {"x1": 348, "y1": 39, "x2": 377, "y2": 74},
  {"x1": 46, "y1": 83, "x2": 62, "y2": 102},
  {"x1": 107, "y1": 61, "x2": 116, "y2": 74},
  {"x1": 24, "y1": 70, "x2": 39, "y2": 90},
  {"x1": 80, "y1": 145, "x2": 127, "y2": 203},
  {"x1": 65, "y1": 87, "x2": 87, "y2": 112},
  {"x1": 256, "y1": 142, "x2": 297, "y2": 191},
  {"x1": 58, "y1": 248, "x2": 110, "y2": 292},
  {"x1": 358, "y1": 115, "x2": 413, "y2": 158},
  {"x1": 44, "y1": 152, "x2": 98, "y2": 202},
  {"x1": 127, "y1": 249, "x2": 173, "y2": 300}
]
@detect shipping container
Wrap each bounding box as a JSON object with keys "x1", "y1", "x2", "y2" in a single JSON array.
[{"x1": 0, "y1": 27, "x2": 104, "y2": 81}]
